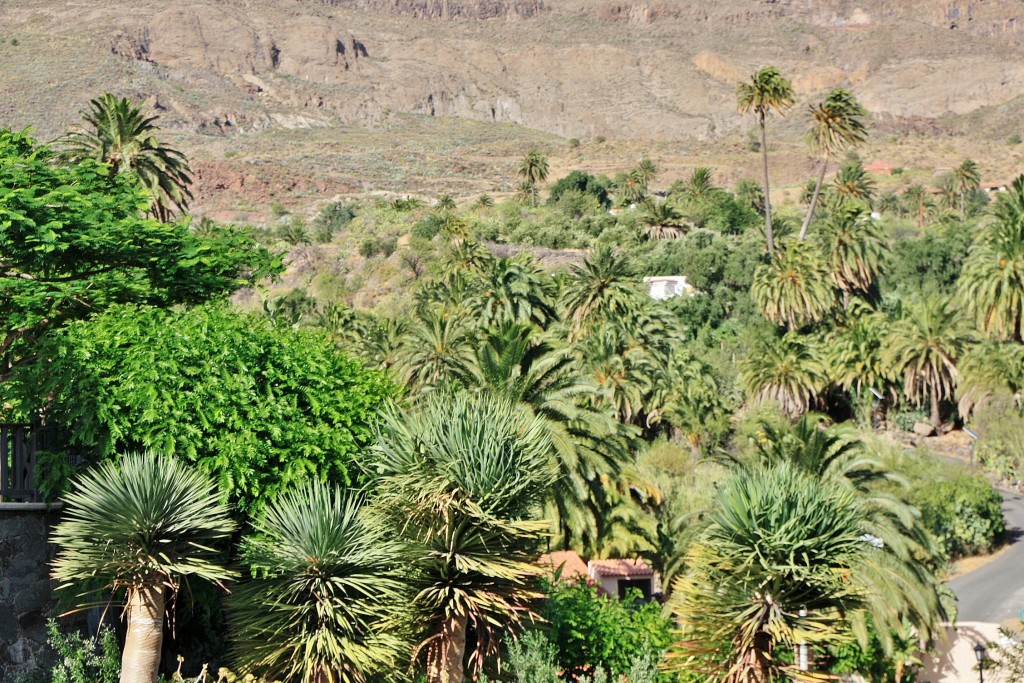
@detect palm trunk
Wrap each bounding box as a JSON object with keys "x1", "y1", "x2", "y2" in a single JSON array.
[
  {"x1": 799, "y1": 153, "x2": 830, "y2": 240},
  {"x1": 120, "y1": 584, "x2": 166, "y2": 683},
  {"x1": 959, "y1": 193, "x2": 966, "y2": 222},
  {"x1": 930, "y1": 384, "x2": 941, "y2": 430},
  {"x1": 427, "y1": 613, "x2": 468, "y2": 683},
  {"x1": 760, "y1": 113, "x2": 775, "y2": 255}
]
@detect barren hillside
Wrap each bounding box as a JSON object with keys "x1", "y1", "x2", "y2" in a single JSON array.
[{"x1": 1, "y1": 0, "x2": 1022, "y2": 215}]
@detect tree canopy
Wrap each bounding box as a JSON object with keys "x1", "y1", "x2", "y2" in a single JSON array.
[
  {"x1": 0, "y1": 129, "x2": 280, "y2": 379},
  {"x1": 10, "y1": 303, "x2": 394, "y2": 512}
]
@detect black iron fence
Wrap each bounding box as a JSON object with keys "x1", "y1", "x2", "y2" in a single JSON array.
[{"x1": 0, "y1": 422, "x2": 57, "y2": 503}]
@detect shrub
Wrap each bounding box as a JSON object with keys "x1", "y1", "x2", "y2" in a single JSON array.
[
  {"x1": 910, "y1": 473, "x2": 1005, "y2": 559},
  {"x1": 46, "y1": 620, "x2": 120, "y2": 683},
  {"x1": 313, "y1": 201, "x2": 356, "y2": 242},
  {"x1": 541, "y1": 579, "x2": 674, "y2": 679},
  {"x1": 972, "y1": 405, "x2": 1024, "y2": 481},
  {"x1": 892, "y1": 407, "x2": 929, "y2": 432}
]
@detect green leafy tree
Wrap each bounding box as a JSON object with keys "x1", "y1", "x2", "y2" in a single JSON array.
[
  {"x1": 737, "y1": 66, "x2": 794, "y2": 255},
  {"x1": 885, "y1": 298, "x2": 965, "y2": 428},
  {"x1": 800, "y1": 89, "x2": 869, "y2": 239},
  {"x1": 51, "y1": 453, "x2": 236, "y2": 683},
  {"x1": 14, "y1": 304, "x2": 393, "y2": 511},
  {"x1": 368, "y1": 393, "x2": 557, "y2": 683},
  {"x1": 751, "y1": 240, "x2": 835, "y2": 330},
  {"x1": 541, "y1": 579, "x2": 675, "y2": 679},
  {"x1": 230, "y1": 481, "x2": 409, "y2": 683},
  {"x1": 55, "y1": 94, "x2": 193, "y2": 221},
  {"x1": 957, "y1": 175, "x2": 1024, "y2": 342},
  {"x1": 0, "y1": 129, "x2": 280, "y2": 381}
]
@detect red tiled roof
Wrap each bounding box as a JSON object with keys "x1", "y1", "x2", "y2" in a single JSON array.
[
  {"x1": 587, "y1": 558, "x2": 654, "y2": 578},
  {"x1": 539, "y1": 551, "x2": 589, "y2": 580}
]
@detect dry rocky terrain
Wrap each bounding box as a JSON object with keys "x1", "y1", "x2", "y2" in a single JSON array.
[{"x1": 2, "y1": 0, "x2": 1024, "y2": 216}]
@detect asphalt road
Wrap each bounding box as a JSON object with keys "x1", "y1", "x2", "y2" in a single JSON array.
[{"x1": 950, "y1": 489, "x2": 1024, "y2": 623}]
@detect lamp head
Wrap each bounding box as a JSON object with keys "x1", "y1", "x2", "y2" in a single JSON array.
[{"x1": 974, "y1": 643, "x2": 986, "y2": 662}]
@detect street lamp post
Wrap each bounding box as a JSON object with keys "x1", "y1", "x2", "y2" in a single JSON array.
[
  {"x1": 974, "y1": 642, "x2": 986, "y2": 683},
  {"x1": 965, "y1": 427, "x2": 980, "y2": 465},
  {"x1": 798, "y1": 607, "x2": 808, "y2": 671}
]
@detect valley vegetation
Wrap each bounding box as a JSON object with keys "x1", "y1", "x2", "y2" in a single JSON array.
[{"x1": 2, "y1": 71, "x2": 1021, "y2": 683}]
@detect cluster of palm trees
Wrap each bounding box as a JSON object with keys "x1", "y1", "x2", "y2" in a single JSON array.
[
  {"x1": 307, "y1": 240, "x2": 729, "y2": 555},
  {"x1": 743, "y1": 176, "x2": 1024, "y2": 427}
]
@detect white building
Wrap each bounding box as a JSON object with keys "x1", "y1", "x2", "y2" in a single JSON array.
[{"x1": 642, "y1": 276, "x2": 697, "y2": 300}]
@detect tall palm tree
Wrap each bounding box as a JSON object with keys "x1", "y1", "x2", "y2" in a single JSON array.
[
  {"x1": 800, "y1": 89, "x2": 868, "y2": 240},
  {"x1": 518, "y1": 150, "x2": 549, "y2": 207},
  {"x1": 957, "y1": 174, "x2": 1024, "y2": 342},
  {"x1": 50, "y1": 453, "x2": 236, "y2": 683},
  {"x1": 751, "y1": 240, "x2": 835, "y2": 330},
  {"x1": 884, "y1": 298, "x2": 964, "y2": 428},
  {"x1": 739, "y1": 332, "x2": 828, "y2": 419},
  {"x1": 737, "y1": 66, "x2": 795, "y2": 255},
  {"x1": 825, "y1": 302, "x2": 895, "y2": 401},
  {"x1": 368, "y1": 393, "x2": 557, "y2": 683},
  {"x1": 230, "y1": 482, "x2": 408, "y2": 683},
  {"x1": 678, "y1": 166, "x2": 720, "y2": 200},
  {"x1": 55, "y1": 94, "x2": 194, "y2": 221},
  {"x1": 953, "y1": 159, "x2": 981, "y2": 221},
  {"x1": 562, "y1": 244, "x2": 641, "y2": 339},
  {"x1": 666, "y1": 462, "x2": 867, "y2": 683}
]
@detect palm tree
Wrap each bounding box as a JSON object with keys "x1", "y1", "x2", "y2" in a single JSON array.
[
  {"x1": 436, "y1": 194, "x2": 457, "y2": 211},
  {"x1": 958, "y1": 339, "x2": 1024, "y2": 417},
  {"x1": 55, "y1": 93, "x2": 194, "y2": 221},
  {"x1": 825, "y1": 302, "x2": 895, "y2": 401},
  {"x1": 737, "y1": 67, "x2": 795, "y2": 255},
  {"x1": 518, "y1": 150, "x2": 549, "y2": 207},
  {"x1": 515, "y1": 180, "x2": 539, "y2": 207},
  {"x1": 800, "y1": 89, "x2": 869, "y2": 240},
  {"x1": 562, "y1": 244, "x2": 641, "y2": 339},
  {"x1": 634, "y1": 157, "x2": 658, "y2": 186},
  {"x1": 614, "y1": 168, "x2": 649, "y2": 206},
  {"x1": 50, "y1": 453, "x2": 236, "y2": 683},
  {"x1": 678, "y1": 166, "x2": 719, "y2": 200},
  {"x1": 832, "y1": 162, "x2": 876, "y2": 206},
  {"x1": 465, "y1": 255, "x2": 558, "y2": 329},
  {"x1": 230, "y1": 482, "x2": 408, "y2": 683},
  {"x1": 666, "y1": 462, "x2": 867, "y2": 683},
  {"x1": 751, "y1": 240, "x2": 835, "y2": 330},
  {"x1": 957, "y1": 175, "x2": 1024, "y2": 342},
  {"x1": 818, "y1": 206, "x2": 888, "y2": 306},
  {"x1": 740, "y1": 332, "x2": 828, "y2": 419},
  {"x1": 734, "y1": 179, "x2": 766, "y2": 216},
  {"x1": 368, "y1": 393, "x2": 557, "y2": 683},
  {"x1": 953, "y1": 159, "x2": 981, "y2": 221},
  {"x1": 885, "y1": 298, "x2": 965, "y2": 428},
  {"x1": 638, "y1": 200, "x2": 688, "y2": 240},
  {"x1": 394, "y1": 307, "x2": 474, "y2": 392},
  {"x1": 455, "y1": 322, "x2": 636, "y2": 554}
]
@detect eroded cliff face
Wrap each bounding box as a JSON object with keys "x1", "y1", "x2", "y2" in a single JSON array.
[{"x1": 6, "y1": 0, "x2": 1024, "y2": 143}]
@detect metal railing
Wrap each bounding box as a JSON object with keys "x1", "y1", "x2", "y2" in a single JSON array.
[{"x1": 0, "y1": 422, "x2": 55, "y2": 503}]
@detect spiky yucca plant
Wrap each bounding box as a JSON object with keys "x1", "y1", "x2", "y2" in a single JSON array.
[
  {"x1": 230, "y1": 481, "x2": 408, "y2": 683},
  {"x1": 50, "y1": 452, "x2": 236, "y2": 683}
]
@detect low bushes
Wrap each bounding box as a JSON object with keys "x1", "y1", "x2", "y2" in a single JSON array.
[{"x1": 910, "y1": 473, "x2": 1005, "y2": 559}]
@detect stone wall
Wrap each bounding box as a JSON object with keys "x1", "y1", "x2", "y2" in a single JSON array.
[{"x1": 0, "y1": 504, "x2": 61, "y2": 682}]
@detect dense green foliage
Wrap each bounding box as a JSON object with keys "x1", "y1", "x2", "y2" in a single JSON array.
[
  {"x1": 14, "y1": 304, "x2": 393, "y2": 510},
  {"x1": 45, "y1": 620, "x2": 120, "y2": 683},
  {"x1": 910, "y1": 473, "x2": 1006, "y2": 560},
  {"x1": 540, "y1": 579, "x2": 674, "y2": 679},
  {"x1": 0, "y1": 129, "x2": 280, "y2": 380}
]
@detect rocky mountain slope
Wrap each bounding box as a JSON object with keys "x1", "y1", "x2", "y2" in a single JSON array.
[{"x1": 1, "y1": 0, "x2": 1023, "y2": 212}]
